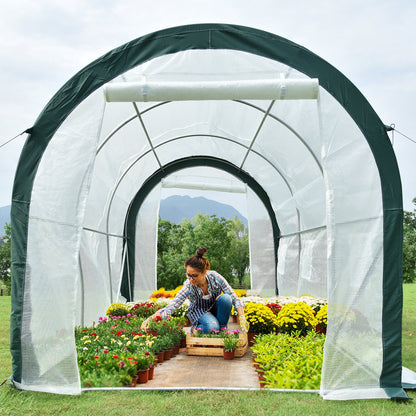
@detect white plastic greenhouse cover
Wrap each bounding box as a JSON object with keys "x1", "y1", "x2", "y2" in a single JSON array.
[{"x1": 10, "y1": 24, "x2": 408, "y2": 400}]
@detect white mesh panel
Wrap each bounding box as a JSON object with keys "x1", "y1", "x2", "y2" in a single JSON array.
[
  {"x1": 134, "y1": 184, "x2": 161, "y2": 299},
  {"x1": 23, "y1": 89, "x2": 105, "y2": 393},
  {"x1": 319, "y1": 89, "x2": 384, "y2": 399},
  {"x1": 247, "y1": 188, "x2": 275, "y2": 296}
]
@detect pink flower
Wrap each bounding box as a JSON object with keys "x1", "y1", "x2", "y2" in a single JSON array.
[
  {"x1": 86, "y1": 382, "x2": 91, "y2": 387},
  {"x1": 118, "y1": 361, "x2": 125, "y2": 368},
  {"x1": 103, "y1": 350, "x2": 109, "y2": 354}
]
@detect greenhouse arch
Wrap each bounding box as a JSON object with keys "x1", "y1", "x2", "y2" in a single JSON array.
[
  {"x1": 120, "y1": 155, "x2": 281, "y2": 301},
  {"x1": 10, "y1": 23, "x2": 408, "y2": 399}
]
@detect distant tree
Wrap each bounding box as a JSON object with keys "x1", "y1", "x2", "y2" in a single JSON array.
[
  {"x1": 228, "y1": 217, "x2": 250, "y2": 286},
  {"x1": 191, "y1": 213, "x2": 233, "y2": 276},
  {"x1": 0, "y1": 222, "x2": 11, "y2": 289},
  {"x1": 403, "y1": 198, "x2": 416, "y2": 283},
  {"x1": 156, "y1": 214, "x2": 249, "y2": 290},
  {"x1": 157, "y1": 219, "x2": 187, "y2": 289}
]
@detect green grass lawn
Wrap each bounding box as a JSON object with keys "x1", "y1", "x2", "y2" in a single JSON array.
[{"x1": 0, "y1": 287, "x2": 416, "y2": 416}]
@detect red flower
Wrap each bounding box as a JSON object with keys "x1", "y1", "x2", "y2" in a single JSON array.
[
  {"x1": 94, "y1": 355, "x2": 99, "y2": 359},
  {"x1": 116, "y1": 330, "x2": 122, "y2": 337},
  {"x1": 113, "y1": 355, "x2": 119, "y2": 359},
  {"x1": 145, "y1": 352, "x2": 150, "y2": 356},
  {"x1": 91, "y1": 332, "x2": 97, "y2": 336}
]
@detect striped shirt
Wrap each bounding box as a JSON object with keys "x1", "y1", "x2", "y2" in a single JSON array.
[{"x1": 159, "y1": 270, "x2": 243, "y2": 326}]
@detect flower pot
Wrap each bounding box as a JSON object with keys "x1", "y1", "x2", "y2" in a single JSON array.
[
  {"x1": 130, "y1": 375, "x2": 138, "y2": 387},
  {"x1": 180, "y1": 337, "x2": 187, "y2": 348},
  {"x1": 137, "y1": 368, "x2": 149, "y2": 384},
  {"x1": 257, "y1": 371, "x2": 265, "y2": 381},
  {"x1": 164, "y1": 348, "x2": 172, "y2": 360},
  {"x1": 223, "y1": 349, "x2": 235, "y2": 360},
  {"x1": 156, "y1": 351, "x2": 164, "y2": 364},
  {"x1": 174, "y1": 344, "x2": 180, "y2": 355},
  {"x1": 146, "y1": 329, "x2": 158, "y2": 336},
  {"x1": 315, "y1": 324, "x2": 326, "y2": 334},
  {"x1": 148, "y1": 366, "x2": 155, "y2": 380},
  {"x1": 247, "y1": 332, "x2": 258, "y2": 347}
]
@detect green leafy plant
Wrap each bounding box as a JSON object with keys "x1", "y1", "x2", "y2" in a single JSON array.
[
  {"x1": 222, "y1": 329, "x2": 240, "y2": 352},
  {"x1": 0, "y1": 223, "x2": 11, "y2": 290},
  {"x1": 252, "y1": 331, "x2": 325, "y2": 389}
]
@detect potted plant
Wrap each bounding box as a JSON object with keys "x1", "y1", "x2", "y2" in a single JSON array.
[
  {"x1": 146, "y1": 315, "x2": 163, "y2": 336},
  {"x1": 130, "y1": 301, "x2": 160, "y2": 318},
  {"x1": 135, "y1": 351, "x2": 155, "y2": 384},
  {"x1": 244, "y1": 302, "x2": 279, "y2": 345},
  {"x1": 222, "y1": 329, "x2": 240, "y2": 360},
  {"x1": 315, "y1": 304, "x2": 327, "y2": 334},
  {"x1": 275, "y1": 302, "x2": 318, "y2": 336}
]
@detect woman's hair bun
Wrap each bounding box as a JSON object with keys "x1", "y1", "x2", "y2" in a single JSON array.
[{"x1": 196, "y1": 247, "x2": 207, "y2": 258}]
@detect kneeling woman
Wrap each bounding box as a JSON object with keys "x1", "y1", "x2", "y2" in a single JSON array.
[{"x1": 143, "y1": 247, "x2": 249, "y2": 333}]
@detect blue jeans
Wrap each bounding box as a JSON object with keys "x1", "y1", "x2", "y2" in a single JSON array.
[{"x1": 198, "y1": 294, "x2": 232, "y2": 333}]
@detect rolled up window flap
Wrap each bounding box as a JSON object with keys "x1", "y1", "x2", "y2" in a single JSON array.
[{"x1": 104, "y1": 78, "x2": 319, "y2": 102}]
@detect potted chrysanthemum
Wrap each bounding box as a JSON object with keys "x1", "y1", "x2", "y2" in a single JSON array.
[{"x1": 276, "y1": 302, "x2": 318, "y2": 336}]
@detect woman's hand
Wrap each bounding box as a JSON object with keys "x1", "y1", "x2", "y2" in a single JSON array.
[
  {"x1": 236, "y1": 307, "x2": 249, "y2": 333},
  {"x1": 141, "y1": 311, "x2": 162, "y2": 330},
  {"x1": 239, "y1": 314, "x2": 249, "y2": 333}
]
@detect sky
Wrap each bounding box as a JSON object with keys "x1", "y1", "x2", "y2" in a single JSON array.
[{"x1": 0, "y1": 0, "x2": 415, "y2": 211}]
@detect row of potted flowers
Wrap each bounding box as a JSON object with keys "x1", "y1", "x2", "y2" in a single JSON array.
[
  {"x1": 75, "y1": 313, "x2": 186, "y2": 387},
  {"x1": 106, "y1": 292, "x2": 328, "y2": 339}
]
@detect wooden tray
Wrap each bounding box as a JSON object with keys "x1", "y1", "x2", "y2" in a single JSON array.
[{"x1": 186, "y1": 332, "x2": 248, "y2": 357}]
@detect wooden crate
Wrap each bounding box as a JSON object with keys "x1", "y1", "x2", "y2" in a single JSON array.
[{"x1": 186, "y1": 332, "x2": 248, "y2": 357}]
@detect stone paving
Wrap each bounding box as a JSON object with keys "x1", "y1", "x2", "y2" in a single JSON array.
[{"x1": 135, "y1": 322, "x2": 260, "y2": 389}]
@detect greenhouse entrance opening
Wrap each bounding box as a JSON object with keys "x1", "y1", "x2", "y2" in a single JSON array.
[{"x1": 132, "y1": 166, "x2": 278, "y2": 301}]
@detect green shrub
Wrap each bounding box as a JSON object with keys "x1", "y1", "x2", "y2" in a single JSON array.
[{"x1": 252, "y1": 331, "x2": 325, "y2": 389}]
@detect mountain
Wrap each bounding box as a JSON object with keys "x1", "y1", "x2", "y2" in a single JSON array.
[
  {"x1": 0, "y1": 195, "x2": 247, "y2": 235},
  {"x1": 159, "y1": 195, "x2": 247, "y2": 225},
  {"x1": 0, "y1": 205, "x2": 10, "y2": 235}
]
